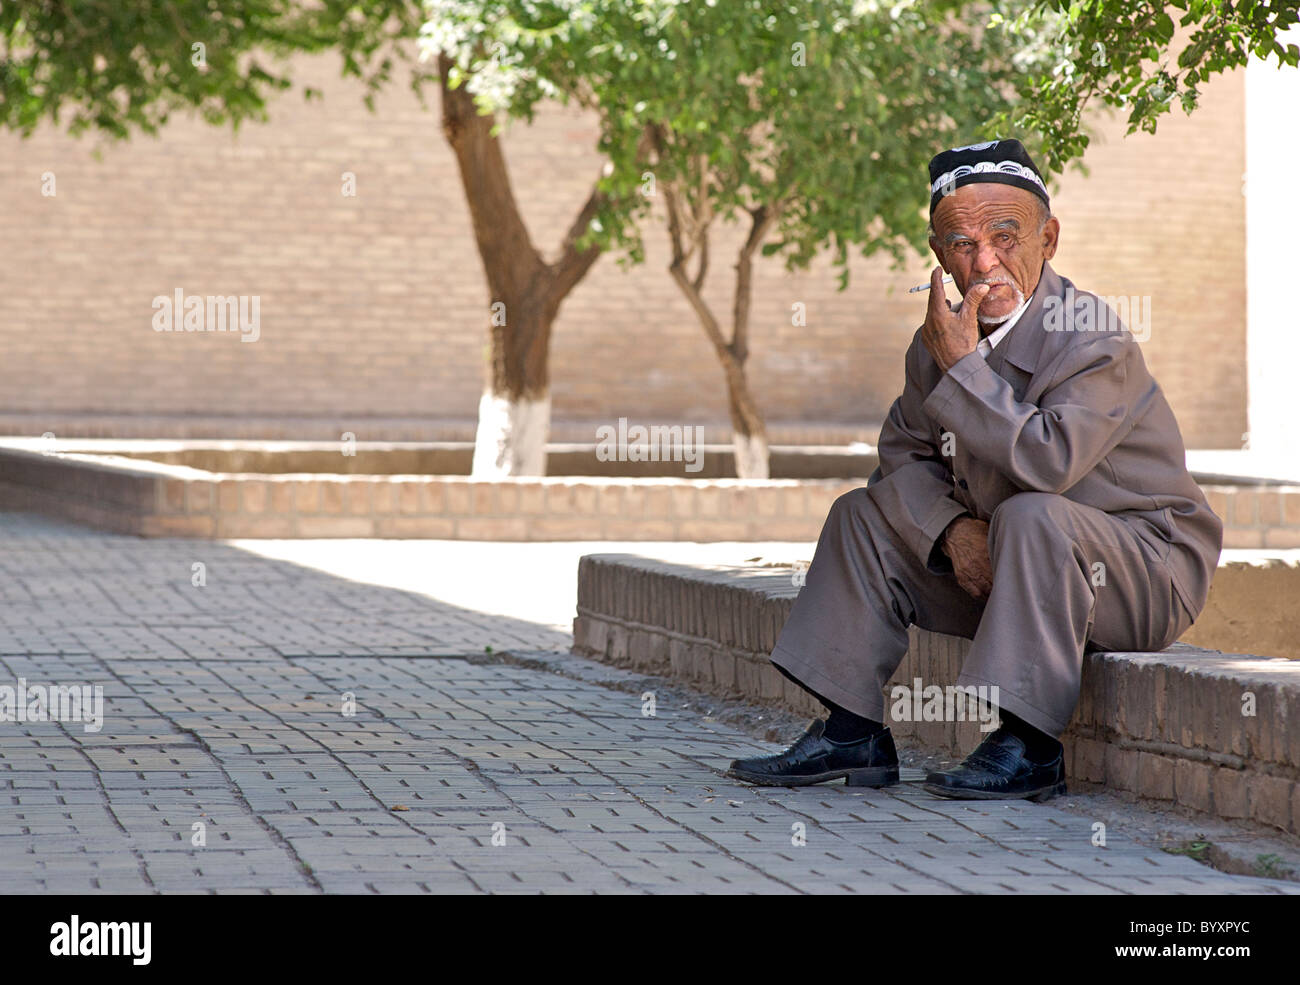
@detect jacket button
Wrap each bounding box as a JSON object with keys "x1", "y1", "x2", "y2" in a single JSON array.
[{"x1": 958, "y1": 479, "x2": 969, "y2": 489}]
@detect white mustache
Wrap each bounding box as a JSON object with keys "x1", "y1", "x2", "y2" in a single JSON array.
[{"x1": 972, "y1": 278, "x2": 1026, "y2": 326}]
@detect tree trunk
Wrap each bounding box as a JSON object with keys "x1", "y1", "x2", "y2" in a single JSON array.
[
  {"x1": 666, "y1": 283, "x2": 771, "y2": 479},
  {"x1": 725, "y1": 368, "x2": 770, "y2": 480},
  {"x1": 438, "y1": 56, "x2": 604, "y2": 477},
  {"x1": 471, "y1": 286, "x2": 556, "y2": 476},
  {"x1": 471, "y1": 390, "x2": 552, "y2": 476},
  {"x1": 727, "y1": 204, "x2": 774, "y2": 480},
  {"x1": 664, "y1": 191, "x2": 775, "y2": 479}
]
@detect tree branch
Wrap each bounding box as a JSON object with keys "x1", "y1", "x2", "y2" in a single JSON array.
[
  {"x1": 550, "y1": 122, "x2": 658, "y2": 301},
  {"x1": 665, "y1": 183, "x2": 729, "y2": 360},
  {"x1": 731, "y1": 203, "x2": 779, "y2": 367},
  {"x1": 693, "y1": 223, "x2": 709, "y2": 294},
  {"x1": 550, "y1": 178, "x2": 605, "y2": 301}
]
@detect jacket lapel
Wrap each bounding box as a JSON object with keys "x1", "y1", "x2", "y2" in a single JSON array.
[{"x1": 984, "y1": 260, "x2": 1062, "y2": 379}]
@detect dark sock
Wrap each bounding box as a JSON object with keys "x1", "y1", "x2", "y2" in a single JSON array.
[
  {"x1": 772, "y1": 663, "x2": 883, "y2": 742},
  {"x1": 772, "y1": 662, "x2": 812, "y2": 697},
  {"x1": 823, "y1": 704, "x2": 884, "y2": 743},
  {"x1": 999, "y1": 709, "x2": 1062, "y2": 762}
]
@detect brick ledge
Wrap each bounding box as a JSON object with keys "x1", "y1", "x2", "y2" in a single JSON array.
[{"x1": 572, "y1": 553, "x2": 1300, "y2": 835}]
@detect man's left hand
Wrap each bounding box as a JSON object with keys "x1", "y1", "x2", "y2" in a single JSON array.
[
  {"x1": 942, "y1": 516, "x2": 993, "y2": 600},
  {"x1": 922, "y1": 266, "x2": 988, "y2": 374}
]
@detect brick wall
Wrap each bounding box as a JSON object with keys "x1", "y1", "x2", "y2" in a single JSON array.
[
  {"x1": 2, "y1": 447, "x2": 1295, "y2": 548},
  {"x1": 0, "y1": 51, "x2": 1246, "y2": 448}
]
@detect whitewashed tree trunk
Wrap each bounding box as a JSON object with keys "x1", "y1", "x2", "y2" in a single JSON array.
[
  {"x1": 439, "y1": 54, "x2": 618, "y2": 483},
  {"x1": 471, "y1": 390, "x2": 551, "y2": 477},
  {"x1": 732, "y1": 429, "x2": 770, "y2": 480}
]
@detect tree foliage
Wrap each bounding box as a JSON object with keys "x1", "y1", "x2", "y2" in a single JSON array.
[
  {"x1": 419, "y1": 0, "x2": 1063, "y2": 286},
  {"x1": 0, "y1": 1, "x2": 427, "y2": 139},
  {"x1": 7, "y1": 1, "x2": 1294, "y2": 261},
  {"x1": 996, "y1": 1, "x2": 1300, "y2": 172}
]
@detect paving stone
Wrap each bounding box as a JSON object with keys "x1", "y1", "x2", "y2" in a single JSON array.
[{"x1": 0, "y1": 514, "x2": 1295, "y2": 895}]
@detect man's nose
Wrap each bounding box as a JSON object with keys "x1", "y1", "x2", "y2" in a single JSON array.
[{"x1": 973, "y1": 241, "x2": 1001, "y2": 274}]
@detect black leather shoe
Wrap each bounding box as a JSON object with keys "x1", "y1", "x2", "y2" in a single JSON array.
[
  {"x1": 922, "y1": 728, "x2": 1066, "y2": 801},
  {"x1": 727, "y1": 719, "x2": 899, "y2": 787}
]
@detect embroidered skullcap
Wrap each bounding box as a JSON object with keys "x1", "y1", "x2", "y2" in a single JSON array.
[{"x1": 928, "y1": 139, "x2": 1049, "y2": 216}]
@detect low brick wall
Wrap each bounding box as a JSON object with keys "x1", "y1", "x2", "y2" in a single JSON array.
[
  {"x1": 1207, "y1": 486, "x2": 1300, "y2": 548},
  {"x1": 0, "y1": 447, "x2": 862, "y2": 539},
  {"x1": 1, "y1": 443, "x2": 1298, "y2": 546},
  {"x1": 89, "y1": 440, "x2": 883, "y2": 481},
  {"x1": 572, "y1": 554, "x2": 1300, "y2": 836}
]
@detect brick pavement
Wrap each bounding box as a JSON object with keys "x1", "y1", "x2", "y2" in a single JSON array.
[{"x1": 0, "y1": 512, "x2": 1294, "y2": 894}]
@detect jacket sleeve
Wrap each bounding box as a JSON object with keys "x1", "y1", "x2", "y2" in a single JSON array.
[
  {"x1": 921, "y1": 332, "x2": 1138, "y2": 495},
  {"x1": 873, "y1": 333, "x2": 970, "y2": 574}
]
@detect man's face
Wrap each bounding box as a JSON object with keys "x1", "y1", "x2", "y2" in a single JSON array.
[{"x1": 929, "y1": 183, "x2": 1060, "y2": 328}]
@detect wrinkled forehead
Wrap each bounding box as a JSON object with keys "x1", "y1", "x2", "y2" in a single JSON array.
[{"x1": 931, "y1": 183, "x2": 1040, "y2": 239}]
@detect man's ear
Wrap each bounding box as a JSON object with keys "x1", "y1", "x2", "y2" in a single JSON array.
[
  {"x1": 1040, "y1": 217, "x2": 1060, "y2": 261},
  {"x1": 929, "y1": 236, "x2": 948, "y2": 274}
]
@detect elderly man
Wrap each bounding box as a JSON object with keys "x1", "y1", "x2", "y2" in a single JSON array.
[{"x1": 728, "y1": 139, "x2": 1223, "y2": 800}]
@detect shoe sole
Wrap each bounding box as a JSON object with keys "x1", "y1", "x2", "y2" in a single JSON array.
[
  {"x1": 920, "y1": 780, "x2": 1067, "y2": 802},
  {"x1": 727, "y1": 765, "x2": 899, "y2": 788}
]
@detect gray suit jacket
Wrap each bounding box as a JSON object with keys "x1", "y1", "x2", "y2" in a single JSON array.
[{"x1": 867, "y1": 260, "x2": 1222, "y2": 619}]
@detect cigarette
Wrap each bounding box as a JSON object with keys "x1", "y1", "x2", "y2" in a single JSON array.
[{"x1": 909, "y1": 275, "x2": 954, "y2": 293}]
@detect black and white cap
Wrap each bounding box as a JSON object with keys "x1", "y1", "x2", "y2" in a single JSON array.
[{"x1": 928, "y1": 139, "x2": 1049, "y2": 216}]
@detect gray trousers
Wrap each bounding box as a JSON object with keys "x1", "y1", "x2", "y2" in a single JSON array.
[{"x1": 770, "y1": 487, "x2": 1195, "y2": 737}]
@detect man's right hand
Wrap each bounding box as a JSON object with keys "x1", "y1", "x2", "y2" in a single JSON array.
[{"x1": 942, "y1": 515, "x2": 993, "y2": 600}]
